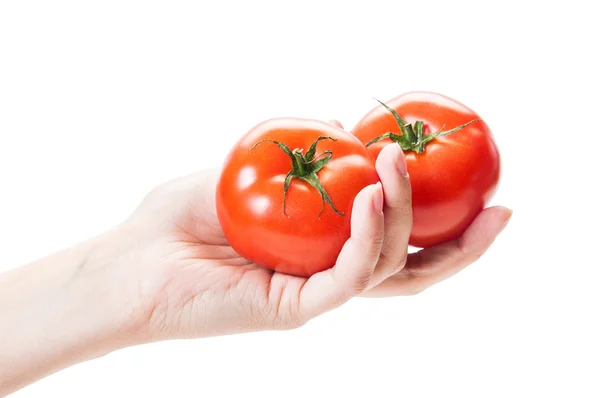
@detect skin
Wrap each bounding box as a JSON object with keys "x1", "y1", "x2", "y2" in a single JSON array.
[
  {"x1": 216, "y1": 118, "x2": 379, "y2": 277},
  {"x1": 352, "y1": 92, "x2": 501, "y2": 248},
  {"x1": 0, "y1": 121, "x2": 511, "y2": 396}
]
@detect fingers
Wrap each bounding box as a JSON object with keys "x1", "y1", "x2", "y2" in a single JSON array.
[
  {"x1": 298, "y1": 183, "x2": 384, "y2": 319},
  {"x1": 327, "y1": 119, "x2": 344, "y2": 129},
  {"x1": 362, "y1": 206, "x2": 512, "y2": 298},
  {"x1": 369, "y1": 143, "x2": 413, "y2": 287}
]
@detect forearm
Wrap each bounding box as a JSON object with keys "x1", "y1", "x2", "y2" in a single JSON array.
[{"x1": 0, "y1": 232, "x2": 139, "y2": 396}]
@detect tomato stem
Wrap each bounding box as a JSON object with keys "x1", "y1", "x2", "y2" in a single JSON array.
[
  {"x1": 251, "y1": 137, "x2": 345, "y2": 218},
  {"x1": 292, "y1": 149, "x2": 308, "y2": 175},
  {"x1": 365, "y1": 99, "x2": 482, "y2": 154}
]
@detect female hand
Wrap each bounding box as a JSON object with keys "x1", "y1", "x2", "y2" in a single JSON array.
[
  {"x1": 0, "y1": 121, "x2": 510, "y2": 395},
  {"x1": 114, "y1": 120, "x2": 511, "y2": 341}
]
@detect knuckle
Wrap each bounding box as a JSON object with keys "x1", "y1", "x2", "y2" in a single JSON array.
[
  {"x1": 379, "y1": 244, "x2": 408, "y2": 275},
  {"x1": 387, "y1": 190, "x2": 412, "y2": 212},
  {"x1": 390, "y1": 256, "x2": 408, "y2": 275},
  {"x1": 402, "y1": 193, "x2": 412, "y2": 207},
  {"x1": 398, "y1": 199, "x2": 413, "y2": 217},
  {"x1": 353, "y1": 270, "x2": 374, "y2": 294},
  {"x1": 371, "y1": 235, "x2": 385, "y2": 248},
  {"x1": 377, "y1": 250, "x2": 391, "y2": 267}
]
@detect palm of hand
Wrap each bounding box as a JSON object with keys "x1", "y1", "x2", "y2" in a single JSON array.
[{"x1": 131, "y1": 169, "x2": 317, "y2": 340}]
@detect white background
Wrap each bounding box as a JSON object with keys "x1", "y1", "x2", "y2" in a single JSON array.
[{"x1": 1, "y1": 1, "x2": 599, "y2": 397}]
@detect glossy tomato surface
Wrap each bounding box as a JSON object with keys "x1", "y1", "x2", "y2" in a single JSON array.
[
  {"x1": 216, "y1": 118, "x2": 379, "y2": 277},
  {"x1": 352, "y1": 91, "x2": 500, "y2": 248}
]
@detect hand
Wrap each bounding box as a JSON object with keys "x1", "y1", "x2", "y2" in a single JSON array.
[
  {"x1": 112, "y1": 120, "x2": 511, "y2": 342},
  {"x1": 0, "y1": 121, "x2": 511, "y2": 395}
]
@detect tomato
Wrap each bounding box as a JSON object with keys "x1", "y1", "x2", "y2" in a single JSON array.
[
  {"x1": 351, "y1": 91, "x2": 500, "y2": 248},
  {"x1": 216, "y1": 118, "x2": 379, "y2": 277}
]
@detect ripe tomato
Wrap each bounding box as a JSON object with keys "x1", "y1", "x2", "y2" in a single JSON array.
[
  {"x1": 216, "y1": 118, "x2": 379, "y2": 277},
  {"x1": 352, "y1": 91, "x2": 500, "y2": 248}
]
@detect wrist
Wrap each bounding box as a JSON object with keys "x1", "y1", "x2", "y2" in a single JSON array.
[
  {"x1": 71, "y1": 227, "x2": 151, "y2": 352},
  {"x1": 0, "y1": 228, "x2": 146, "y2": 394}
]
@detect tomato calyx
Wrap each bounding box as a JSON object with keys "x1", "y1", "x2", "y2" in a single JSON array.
[
  {"x1": 365, "y1": 99, "x2": 482, "y2": 153},
  {"x1": 251, "y1": 136, "x2": 345, "y2": 218}
]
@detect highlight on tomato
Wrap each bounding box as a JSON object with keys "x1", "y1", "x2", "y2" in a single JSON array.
[
  {"x1": 216, "y1": 118, "x2": 379, "y2": 277},
  {"x1": 351, "y1": 91, "x2": 501, "y2": 248}
]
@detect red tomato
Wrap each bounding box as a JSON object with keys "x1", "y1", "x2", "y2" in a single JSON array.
[
  {"x1": 216, "y1": 118, "x2": 379, "y2": 277},
  {"x1": 352, "y1": 91, "x2": 500, "y2": 248}
]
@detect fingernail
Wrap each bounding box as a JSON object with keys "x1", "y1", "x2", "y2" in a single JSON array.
[
  {"x1": 372, "y1": 182, "x2": 384, "y2": 214},
  {"x1": 396, "y1": 146, "x2": 408, "y2": 177}
]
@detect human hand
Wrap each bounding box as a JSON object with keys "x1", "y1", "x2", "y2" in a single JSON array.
[
  {"x1": 0, "y1": 120, "x2": 511, "y2": 395},
  {"x1": 109, "y1": 120, "x2": 511, "y2": 342}
]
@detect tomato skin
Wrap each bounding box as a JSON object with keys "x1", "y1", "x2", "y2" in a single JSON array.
[
  {"x1": 216, "y1": 118, "x2": 379, "y2": 277},
  {"x1": 352, "y1": 91, "x2": 501, "y2": 248}
]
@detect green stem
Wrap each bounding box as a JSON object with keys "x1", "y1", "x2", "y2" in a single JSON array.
[
  {"x1": 366, "y1": 99, "x2": 482, "y2": 154},
  {"x1": 292, "y1": 149, "x2": 308, "y2": 175},
  {"x1": 302, "y1": 174, "x2": 344, "y2": 217},
  {"x1": 404, "y1": 123, "x2": 417, "y2": 144},
  {"x1": 252, "y1": 136, "x2": 344, "y2": 218}
]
